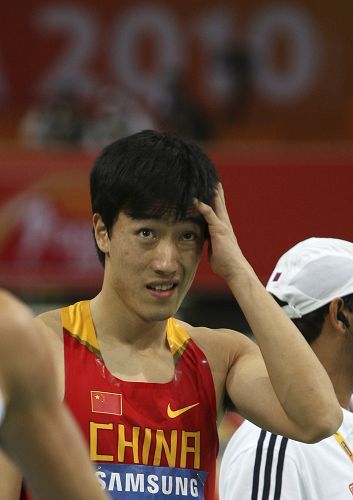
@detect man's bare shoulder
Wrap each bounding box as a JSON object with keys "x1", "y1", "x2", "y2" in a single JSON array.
[
  {"x1": 34, "y1": 308, "x2": 65, "y2": 398},
  {"x1": 174, "y1": 319, "x2": 258, "y2": 410},
  {"x1": 177, "y1": 318, "x2": 253, "y2": 346},
  {"x1": 175, "y1": 318, "x2": 257, "y2": 365},
  {"x1": 35, "y1": 308, "x2": 62, "y2": 339},
  {"x1": 0, "y1": 290, "x2": 33, "y2": 326}
]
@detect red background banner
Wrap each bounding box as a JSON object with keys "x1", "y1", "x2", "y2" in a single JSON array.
[
  {"x1": 1, "y1": 145, "x2": 352, "y2": 296},
  {"x1": 0, "y1": 0, "x2": 353, "y2": 142}
]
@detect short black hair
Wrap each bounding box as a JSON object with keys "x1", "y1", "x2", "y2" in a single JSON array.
[
  {"x1": 90, "y1": 130, "x2": 220, "y2": 265},
  {"x1": 273, "y1": 293, "x2": 353, "y2": 344}
]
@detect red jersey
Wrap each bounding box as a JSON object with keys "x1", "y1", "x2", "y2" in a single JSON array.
[{"x1": 62, "y1": 300, "x2": 218, "y2": 499}]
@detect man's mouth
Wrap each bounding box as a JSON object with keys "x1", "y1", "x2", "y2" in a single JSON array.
[{"x1": 146, "y1": 283, "x2": 177, "y2": 292}]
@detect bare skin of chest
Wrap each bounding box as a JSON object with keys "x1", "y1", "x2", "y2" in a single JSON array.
[{"x1": 98, "y1": 339, "x2": 176, "y2": 383}]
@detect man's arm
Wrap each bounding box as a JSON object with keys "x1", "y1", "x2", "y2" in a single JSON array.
[
  {"x1": 0, "y1": 398, "x2": 108, "y2": 500},
  {"x1": 0, "y1": 290, "x2": 107, "y2": 500},
  {"x1": 0, "y1": 450, "x2": 22, "y2": 499},
  {"x1": 194, "y1": 184, "x2": 342, "y2": 441}
]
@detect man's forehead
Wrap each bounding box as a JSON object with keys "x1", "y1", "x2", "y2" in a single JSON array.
[{"x1": 120, "y1": 207, "x2": 204, "y2": 225}]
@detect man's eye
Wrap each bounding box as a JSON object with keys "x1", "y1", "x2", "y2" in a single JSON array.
[
  {"x1": 182, "y1": 232, "x2": 196, "y2": 241},
  {"x1": 139, "y1": 229, "x2": 153, "y2": 239}
]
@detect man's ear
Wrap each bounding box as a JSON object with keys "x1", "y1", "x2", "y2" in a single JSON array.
[
  {"x1": 93, "y1": 213, "x2": 110, "y2": 254},
  {"x1": 328, "y1": 298, "x2": 348, "y2": 333}
]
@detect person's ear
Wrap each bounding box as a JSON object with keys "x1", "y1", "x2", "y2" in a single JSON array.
[
  {"x1": 337, "y1": 311, "x2": 350, "y2": 329},
  {"x1": 329, "y1": 298, "x2": 351, "y2": 331},
  {"x1": 93, "y1": 213, "x2": 110, "y2": 254}
]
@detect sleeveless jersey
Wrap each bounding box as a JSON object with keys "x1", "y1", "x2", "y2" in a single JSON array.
[{"x1": 63, "y1": 300, "x2": 218, "y2": 499}]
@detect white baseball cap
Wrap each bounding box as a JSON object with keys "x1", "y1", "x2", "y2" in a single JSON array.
[{"x1": 266, "y1": 237, "x2": 353, "y2": 318}]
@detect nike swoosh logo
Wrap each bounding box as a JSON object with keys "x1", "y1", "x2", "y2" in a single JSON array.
[{"x1": 167, "y1": 402, "x2": 200, "y2": 418}]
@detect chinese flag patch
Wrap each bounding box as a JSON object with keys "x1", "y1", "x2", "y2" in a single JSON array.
[{"x1": 91, "y1": 391, "x2": 122, "y2": 416}]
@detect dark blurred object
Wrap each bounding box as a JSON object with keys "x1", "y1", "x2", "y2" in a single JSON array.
[
  {"x1": 181, "y1": 293, "x2": 251, "y2": 335},
  {"x1": 162, "y1": 72, "x2": 213, "y2": 142},
  {"x1": 221, "y1": 41, "x2": 254, "y2": 122},
  {"x1": 81, "y1": 86, "x2": 156, "y2": 150},
  {"x1": 19, "y1": 90, "x2": 85, "y2": 148}
]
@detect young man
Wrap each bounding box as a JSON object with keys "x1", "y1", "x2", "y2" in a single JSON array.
[
  {"x1": 10, "y1": 130, "x2": 342, "y2": 499},
  {"x1": 219, "y1": 237, "x2": 353, "y2": 500},
  {"x1": 0, "y1": 290, "x2": 107, "y2": 500}
]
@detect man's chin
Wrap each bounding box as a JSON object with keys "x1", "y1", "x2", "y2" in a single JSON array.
[{"x1": 141, "y1": 303, "x2": 180, "y2": 323}]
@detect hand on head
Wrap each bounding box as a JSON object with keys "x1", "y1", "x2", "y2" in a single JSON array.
[{"x1": 193, "y1": 183, "x2": 244, "y2": 281}]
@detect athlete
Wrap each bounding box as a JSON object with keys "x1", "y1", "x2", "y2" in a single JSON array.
[
  {"x1": 0, "y1": 290, "x2": 107, "y2": 499},
  {"x1": 219, "y1": 237, "x2": 353, "y2": 500},
  {"x1": 6, "y1": 130, "x2": 342, "y2": 499}
]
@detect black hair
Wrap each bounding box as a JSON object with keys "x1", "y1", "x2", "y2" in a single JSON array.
[
  {"x1": 90, "y1": 130, "x2": 220, "y2": 265},
  {"x1": 272, "y1": 293, "x2": 353, "y2": 344}
]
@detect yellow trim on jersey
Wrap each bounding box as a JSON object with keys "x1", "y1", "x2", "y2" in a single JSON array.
[
  {"x1": 61, "y1": 300, "x2": 101, "y2": 358},
  {"x1": 166, "y1": 318, "x2": 190, "y2": 361},
  {"x1": 61, "y1": 301, "x2": 190, "y2": 362}
]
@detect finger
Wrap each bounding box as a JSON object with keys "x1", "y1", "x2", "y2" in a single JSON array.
[
  {"x1": 212, "y1": 184, "x2": 232, "y2": 225},
  {"x1": 218, "y1": 182, "x2": 226, "y2": 203},
  {"x1": 193, "y1": 198, "x2": 219, "y2": 226}
]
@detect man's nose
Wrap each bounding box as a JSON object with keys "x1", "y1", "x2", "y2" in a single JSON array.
[{"x1": 150, "y1": 240, "x2": 178, "y2": 274}]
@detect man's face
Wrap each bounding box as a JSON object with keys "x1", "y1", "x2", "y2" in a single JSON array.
[{"x1": 95, "y1": 211, "x2": 206, "y2": 323}]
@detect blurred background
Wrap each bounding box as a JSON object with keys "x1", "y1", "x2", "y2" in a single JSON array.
[{"x1": 1, "y1": 0, "x2": 353, "y2": 496}]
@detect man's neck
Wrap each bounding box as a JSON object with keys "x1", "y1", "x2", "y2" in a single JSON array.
[
  {"x1": 311, "y1": 341, "x2": 353, "y2": 411},
  {"x1": 89, "y1": 290, "x2": 169, "y2": 348}
]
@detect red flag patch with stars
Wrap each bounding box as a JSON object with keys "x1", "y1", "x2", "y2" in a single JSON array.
[{"x1": 91, "y1": 391, "x2": 122, "y2": 416}]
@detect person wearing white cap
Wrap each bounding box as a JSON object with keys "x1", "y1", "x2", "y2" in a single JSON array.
[
  {"x1": 0, "y1": 289, "x2": 108, "y2": 500},
  {"x1": 219, "y1": 237, "x2": 353, "y2": 500}
]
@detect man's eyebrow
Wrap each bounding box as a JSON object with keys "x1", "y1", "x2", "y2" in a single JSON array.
[{"x1": 129, "y1": 212, "x2": 205, "y2": 226}]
